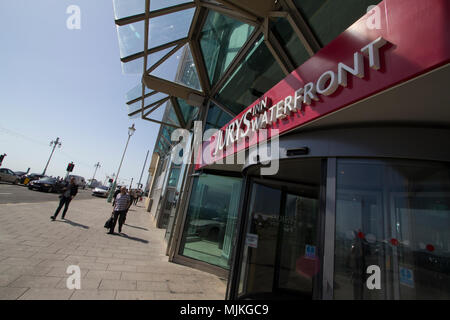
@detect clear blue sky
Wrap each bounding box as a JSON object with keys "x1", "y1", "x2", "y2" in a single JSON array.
[{"x1": 0, "y1": 0, "x2": 160, "y2": 187}]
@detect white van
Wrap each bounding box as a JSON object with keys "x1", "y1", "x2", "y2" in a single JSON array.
[{"x1": 66, "y1": 175, "x2": 86, "y2": 189}]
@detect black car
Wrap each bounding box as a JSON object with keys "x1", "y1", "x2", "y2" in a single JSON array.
[
  {"x1": 28, "y1": 177, "x2": 66, "y2": 193},
  {"x1": 23, "y1": 173, "x2": 46, "y2": 185}
]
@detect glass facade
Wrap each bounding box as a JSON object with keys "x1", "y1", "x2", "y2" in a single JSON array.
[
  {"x1": 334, "y1": 159, "x2": 450, "y2": 300},
  {"x1": 177, "y1": 98, "x2": 199, "y2": 126},
  {"x1": 237, "y1": 159, "x2": 322, "y2": 299},
  {"x1": 200, "y1": 10, "x2": 255, "y2": 85},
  {"x1": 150, "y1": 45, "x2": 201, "y2": 91},
  {"x1": 270, "y1": 17, "x2": 310, "y2": 68},
  {"x1": 215, "y1": 36, "x2": 285, "y2": 115},
  {"x1": 179, "y1": 174, "x2": 243, "y2": 269},
  {"x1": 293, "y1": 0, "x2": 382, "y2": 47},
  {"x1": 205, "y1": 103, "x2": 233, "y2": 132}
]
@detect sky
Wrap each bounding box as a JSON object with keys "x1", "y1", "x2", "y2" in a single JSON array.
[{"x1": 0, "y1": 0, "x2": 161, "y2": 187}]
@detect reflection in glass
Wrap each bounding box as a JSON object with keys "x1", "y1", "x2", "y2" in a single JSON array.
[
  {"x1": 334, "y1": 159, "x2": 450, "y2": 300},
  {"x1": 204, "y1": 103, "x2": 233, "y2": 132},
  {"x1": 270, "y1": 17, "x2": 310, "y2": 68},
  {"x1": 215, "y1": 36, "x2": 285, "y2": 115},
  {"x1": 293, "y1": 0, "x2": 382, "y2": 47},
  {"x1": 179, "y1": 174, "x2": 243, "y2": 269},
  {"x1": 151, "y1": 44, "x2": 201, "y2": 91},
  {"x1": 200, "y1": 10, "x2": 255, "y2": 85},
  {"x1": 237, "y1": 159, "x2": 322, "y2": 300},
  {"x1": 177, "y1": 98, "x2": 199, "y2": 125}
]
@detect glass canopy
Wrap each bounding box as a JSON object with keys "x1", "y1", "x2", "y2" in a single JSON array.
[{"x1": 114, "y1": 0, "x2": 374, "y2": 152}]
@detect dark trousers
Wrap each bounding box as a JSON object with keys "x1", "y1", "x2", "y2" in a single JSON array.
[
  {"x1": 53, "y1": 196, "x2": 72, "y2": 219},
  {"x1": 110, "y1": 210, "x2": 127, "y2": 233}
]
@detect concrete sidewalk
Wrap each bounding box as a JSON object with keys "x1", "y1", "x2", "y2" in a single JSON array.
[{"x1": 0, "y1": 197, "x2": 227, "y2": 300}]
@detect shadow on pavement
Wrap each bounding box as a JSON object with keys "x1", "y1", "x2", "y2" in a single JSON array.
[
  {"x1": 107, "y1": 232, "x2": 149, "y2": 244},
  {"x1": 56, "y1": 219, "x2": 90, "y2": 229},
  {"x1": 123, "y1": 223, "x2": 148, "y2": 231}
]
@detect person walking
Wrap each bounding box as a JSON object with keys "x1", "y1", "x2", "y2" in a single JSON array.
[
  {"x1": 51, "y1": 177, "x2": 78, "y2": 220},
  {"x1": 112, "y1": 186, "x2": 121, "y2": 207},
  {"x1": 108, "y1": 186, "x2": 130, "y2": 234},
  {"x1": 133, "y1": 189, "x2": 140, "y2": 205}
]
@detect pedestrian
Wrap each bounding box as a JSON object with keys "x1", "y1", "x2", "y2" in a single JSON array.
[
  {"x1": 112, "y1": 186, "x2": 121, "y2": 207},
  {"x1": 108, "y1": 186, "x2": 130, "y2": 234},
  {"x1": 51, "y1": 177, "x2": 78, "y2": 220},
  {"x1": 133, "y1": 189, "x2": 140, "y2": 205}
]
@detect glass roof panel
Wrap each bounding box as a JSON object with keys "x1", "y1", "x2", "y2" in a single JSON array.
[
  {"x1": 126, "y1": 84, "x2": 153, "y2": 103},
  {"x1": 113, "y1": 0, "x2": 145, "y2": 20},
  {"x1": 143, "y1": 92, "x2": 169, "y2": 108},
  {"x1": 215, "y1": 35, "x2": 285, "y2": 114},
  {"x1": 127, "y1": 99, "x2": 143, "y2": 117},
  {"x1": 117, "y1": 21, "x2": 145, "y2": 58},
  {"x1": 122, "y1": 56, "x2": 143, "y2": 74},
  {"x1": 150, "y1": 0, "x2": 193, "y2": 12},
  {"x1": 150, "y1": 44, "x2": 201, "y2": 91},
  {"x1": 121, "y1": 46, "x2": 177, "y2": 75},
  {"x1": 200, "y1": 10, "x2": 255, "y2": 85},
  {"x1": 148, "y1": 8, "x2": 195, "y2": 50},
  {"x1": 147, "y1": 45, "x2": 177, "y2": 70}
]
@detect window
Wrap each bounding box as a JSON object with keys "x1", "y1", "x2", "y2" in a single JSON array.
[
  {"x1": 215, "y1": 36, "x2": 285, "y2": 115},
  {"x1": 270, "y1": 17, "x2": 310, "y2": 68},
  {"x1": 200, "y1": 10, "x2": 255, "y2": 85},
  {"x1": 334, "y1": 159, "x2": 450, "y2": 299},
  {"x1": 293, "y1": 0, "x2": 382, "y2": 47},
  {"x1": 179, "y1": 174, "x2": 243, "y2": 269}
]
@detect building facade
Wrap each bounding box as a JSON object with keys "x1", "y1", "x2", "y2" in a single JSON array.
[{"x1": 113, "y1": 0, "x2": 450, "y2": 299}]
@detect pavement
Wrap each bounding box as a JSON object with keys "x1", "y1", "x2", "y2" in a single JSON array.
[{"x1": 0, "y1": 194, "x2": 227, "y2": 300}]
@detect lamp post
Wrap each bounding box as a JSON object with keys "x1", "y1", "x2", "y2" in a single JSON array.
[
  {"x1": 43, "y1": 137, "x2": 62, "y2": 176},
  {"x1": 90, "y1": 162, "x2": 101, "y2": 187},
  {"x1": 107, "y1": 124, "x2": 136, "y2": 202},
  {"x1": 137, "y1": 150, "x2": 149, "y2": 190}
]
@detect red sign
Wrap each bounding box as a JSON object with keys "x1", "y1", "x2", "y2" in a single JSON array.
[{"x1": 197, "y1": 0, "x2": 450, "y2": 169}]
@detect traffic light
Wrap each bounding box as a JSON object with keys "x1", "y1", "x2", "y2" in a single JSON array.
[{"x1": 67, "y1": 162, "x2": 75, "y2": 172}]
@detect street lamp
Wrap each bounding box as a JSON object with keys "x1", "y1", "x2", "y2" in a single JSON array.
[
  {"x1": 107, "y1": 124, "x2": 136, "y2": 202},
  {"x1": 42, "y1": 137, "x2": 62, "y2": 176},
  {"x1": 90, "y1": 162, "x2": 101, "y2": 187}
]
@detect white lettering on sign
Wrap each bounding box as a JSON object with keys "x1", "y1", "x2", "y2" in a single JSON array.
[{"x1": 213, "y1": 37, "x2": 388, "y2": 156}]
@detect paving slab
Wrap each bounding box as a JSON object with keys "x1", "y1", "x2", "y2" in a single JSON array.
[{"x1": 0, "y1": 195, "x2": 226, "y2": 300}]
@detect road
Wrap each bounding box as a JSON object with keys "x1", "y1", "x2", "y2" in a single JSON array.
[{"x1": 0, "y1": 183, "x2": 100, "y2": 204}]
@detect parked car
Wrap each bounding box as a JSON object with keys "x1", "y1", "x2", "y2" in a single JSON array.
[
  {"x1": 0, "y1": 168, "x2": 20, "y2": 184},
  {"x1": 22, "y1": 173, "x2": 46, "y2": 185},
  {"x1": 92, "y1": 186, "x2": 110, "y2": 198},
  {"x1": 28, "y1": 177, "x2": 66, "y2": 193}
]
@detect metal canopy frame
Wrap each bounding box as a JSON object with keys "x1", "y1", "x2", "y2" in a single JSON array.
[{"x1": 117, "y1": 0, "x2": 323, "y2": 129}]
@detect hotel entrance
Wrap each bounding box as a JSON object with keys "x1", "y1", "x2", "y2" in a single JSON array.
[{"x1": 232, "y1": 158, "x2": 325, "y2": 299}]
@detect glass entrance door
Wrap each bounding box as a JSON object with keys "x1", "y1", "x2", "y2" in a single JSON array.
[{"x1": 236, "y1": 163, "x2": 322, "y2": 299}]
